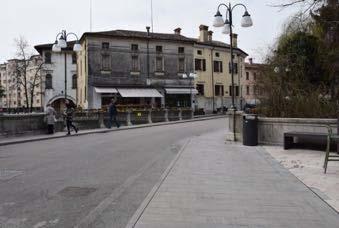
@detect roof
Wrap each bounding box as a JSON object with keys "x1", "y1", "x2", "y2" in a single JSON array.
[
  {"x1": 34, "y1": 41, "x2": 76, "y2": 54},
  {"x1": 81, "y1": 29, "x2": 194, "y2": 43},
  {"x1": 81, "y1": 29, "x2": 247, "y2": 56},
  {"x1": 193, "y1": 39, "x2": 247, "y2": 56},
  {"x1": 245, "y1": 63, "x2": 266, "y2": 70}
]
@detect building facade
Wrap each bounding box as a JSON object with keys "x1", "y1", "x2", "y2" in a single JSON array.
[
  {"x1": 77, "y1": 28, "x2": 196, "y2": 110},
  {"x1": 35, "y1": 43, "x2": 77, "y2": 112},
  {"x1": 0, "y1": 56, "x2": 44, "y2": 112},
  {"x1": 242, "y1": 58, "x2": 263, "y2": 105},
  {"x1": 193, "y1": 25, "x2": 247, "y2": 113}
]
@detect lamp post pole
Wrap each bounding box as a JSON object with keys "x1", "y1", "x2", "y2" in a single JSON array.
[{"x1": 213, "y1": 2, "x2": 253, "y2": 141}]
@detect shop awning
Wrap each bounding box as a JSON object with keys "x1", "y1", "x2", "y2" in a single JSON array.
[
  {"x1": 95, "y1": 87, "x2": 118, "y2": 94},
  {"x1": 246, "y1": 99, "x2": 261, "y2": 105},
  {"x1": 165, "y1": 88, "x2": 198, "y2": 94},
  {"x1": 117, "y1": 88, "x2": 163, "y2": 98}
]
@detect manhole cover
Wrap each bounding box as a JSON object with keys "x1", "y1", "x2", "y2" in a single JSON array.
[
  {"x1": 58, "y1": 187, "x2": 96, "y2": 198},
  {"x1": 0, "y1": 170, "x2": 24, "y2": 181}
]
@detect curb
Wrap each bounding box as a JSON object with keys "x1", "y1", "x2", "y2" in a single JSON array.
[
  {"x1": 125, "y1": 139, "x2": 191, "y2": 228},
  {"x1": 0, "y1": 115, "x2": 226, "y2": 147}
]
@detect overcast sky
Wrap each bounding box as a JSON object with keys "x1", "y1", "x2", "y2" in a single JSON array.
[{"x1": 1, "y1": 0, "x2": 303, "y2": 63}]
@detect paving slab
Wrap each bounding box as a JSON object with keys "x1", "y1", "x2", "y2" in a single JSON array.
[{"x1": 129, "y1": 130, "x2": 339, "y2": 228}]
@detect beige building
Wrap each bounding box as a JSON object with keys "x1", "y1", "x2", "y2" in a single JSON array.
[
  {"x1": 242, "y1": 58, "x2": 263, "y2": 105},
  {"x1": 0, "y1": 56, "x2": 44, "y2": 112},
  {"x1": 193, "y1": 25, "x2": 247, "y2": 113}
]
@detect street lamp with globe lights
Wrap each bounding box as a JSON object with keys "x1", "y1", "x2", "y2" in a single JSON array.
[
  {"x1": 213, "y1": 2, "x2": 253, "y2": 141},
  {"x1": 52, "y1": 30, "x2": 82, "y2": 102}
]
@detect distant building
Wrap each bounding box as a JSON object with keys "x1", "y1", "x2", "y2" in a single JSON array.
[
  {"x1": 0, "y1": 56, "x2": 43, "y2": 112},
  {"x1": 242, "y1": 58, "x2": 264, "y2": 105},
  {"x1": 77, "y1": 28, "x2": 195, "y2": 109},
  {"x1": 193, "y1": 25, "x2": 247, "y2": 113},
  {"x1": 34, "y1": 42, "x2": 77, "y2": 112}
]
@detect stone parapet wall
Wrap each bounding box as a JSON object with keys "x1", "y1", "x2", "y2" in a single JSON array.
[
  {"x1": 0, "y1": 109, "x2": 194, "y2": 138},
  {"x1": 258, "y1": 117, "x2": 337, "y2": 145}
]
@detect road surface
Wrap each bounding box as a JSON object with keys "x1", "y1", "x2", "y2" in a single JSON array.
[{"x1": 0, "y1": 118, "x2": 226, "y2": 228}]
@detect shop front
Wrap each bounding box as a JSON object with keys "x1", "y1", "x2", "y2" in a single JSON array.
[
  {"x1": 94, "y1": 87, "x2": 163, "y2": 110},
  {"x1": 165, "y1": 88, "x2": 198, "y2": 109}
]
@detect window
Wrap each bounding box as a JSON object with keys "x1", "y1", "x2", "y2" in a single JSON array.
[
  {"x1": 156, "y1": 57, "x2": 163, "y2": 72},
  {"x1": 36, "y1": 99, "x2": 40, "y2": 103},
  {"x1": 45, "y1": 74, "x2": 52, "y2": 89},
  {"x1": 131, "y1": 55, "x2": 139, "y2": 72},
  {"x1": 229, "y1": 85, "x2": 240, "y2": 96},
  {"x1": 178, "y1": 47, "x2": 185, "y2": 54},
  {"x1": 101, "y1": 54, "x2": 111, "y2": 70},
  {"x1": 246, "y1": 86, "x2": 250, "y2": 95},
  {"x1": 178, "y1": 58, "x2": 185, "y2": 73},
  {"x1": 197, "y1": 50, "x2": 202, "y2": 55},
  {"x1": 45, "y1": 52, "x2": 51, "y2": 64},
  {"x1": 195, "y1": 59, "x2": 206, "y2": 71},
  {"x1": 102, "y1": 42, "x2": 109, "y2": 49},
  {"x1": 72, "y1": 74, "x2": 77, "y2": 89},
  {"x1": 213, "y1": 61, "x2": 223, "y2": 73},
  {"x1": 229, "y1": 62, "x2": 238, "y2": 74},
  {"x1": 215, "y1": 85, "x2": 224, "y2": 96},
  {"x1": 156, "y1": 46, "x2": 163, "y2": 53},
  {"x1": 72, "y1": 53, "x2": 77, "y2": 64},
  {"x1": 196, "y1": 84, "x2": 204, "y2": 96},
  {"x1": 215, "y1": 52, "x2": 220, "y2": 57},
  {"x1": 131, "y1": 44, "x2": 139, "y2": 52},
  {"x1": 246, "y1": 72, "x2": 249, "y2": 80},
  {"x1": 253, "y1": 72, "x2": 257, "y2": 81}
]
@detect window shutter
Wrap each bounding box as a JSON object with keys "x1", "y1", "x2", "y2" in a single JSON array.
[
  {"x1": 195, "y1": 59, "x2": 199, "y2": 71},
  {"x1": 203, "y1": 59, "x2": 206, "y2": 71},
  {"x1": 220, "y1": 62, "x2": 223, "y2": 73},
  {"x1": 229, "y1": 62, "x2": 232, "y2": 74}
]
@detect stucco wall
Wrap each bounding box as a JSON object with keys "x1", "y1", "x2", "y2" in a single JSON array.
[{"x1": 42, "y1": 50, "x2": 77, "y2": 108}]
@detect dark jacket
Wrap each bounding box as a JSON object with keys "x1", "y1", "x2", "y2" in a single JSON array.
[
  {"x1": 109, "y1": 103, "x2": 118, "y2": 116},
  {"x1": 64, "y1": 107, "x2": 75, "y2": 121}
]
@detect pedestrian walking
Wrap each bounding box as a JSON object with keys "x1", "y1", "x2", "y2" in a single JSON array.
[
  {"x1": 108, "y1": 99, "x2": 120, "y2": 128},
  {"x1": 45, "y1": 103, "x2": 57, "y2": 134},
  {"x1": 64, "y1": 100, "x2": 78, "y2": 135}
]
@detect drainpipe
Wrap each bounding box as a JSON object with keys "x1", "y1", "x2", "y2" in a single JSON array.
[
  {"x1": 146, "y1": 26, "x2": 150, "y2": 81},
  {"x1": 211, "y1": 47, "x2": 215, "y2": 113}
]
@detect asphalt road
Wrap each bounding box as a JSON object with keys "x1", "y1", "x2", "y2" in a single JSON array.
[{"x1": 0, "y1": 118, "x2": 226, "y2": 228}]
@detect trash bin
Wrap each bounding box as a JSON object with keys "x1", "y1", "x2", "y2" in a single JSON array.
[{"x1": 243, "y1": 114, "x2": 258, "y2": 146}]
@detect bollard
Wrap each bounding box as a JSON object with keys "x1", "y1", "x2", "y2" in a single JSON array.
[
  {"x1": 148, "y1": 109, "x2": 153, "y2": 124},
  {"x1": 98, "y1": 111, "x2": 105, "y2": 128},
  {"x1": 178, "y1": 108, "x2": 182, "y2": 121},
  {"x1": 164, "y1": 109, "x2": 169, "y2": 122},
  {"x1": 126, "y1": 110, "x2": 132, "y2": 126}
]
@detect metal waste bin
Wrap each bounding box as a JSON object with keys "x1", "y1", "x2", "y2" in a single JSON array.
[{"x1": 243, "y1": 114, "x2": 258, "y2": 146}]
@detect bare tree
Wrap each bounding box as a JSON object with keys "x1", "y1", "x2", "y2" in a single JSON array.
[
  {"x1": 269, "y1": 0, "x2": 325, "y2": 13},
  {"x1": 13, "y1": 37, "x2": 44, "y2": 112}
]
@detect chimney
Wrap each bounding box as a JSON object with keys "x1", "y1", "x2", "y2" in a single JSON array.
[
  {"x1": 174, "y1": 27, "x2": 181, "y2": 35},
  {"x1": 231, "y1": 33, "x2": 238, "y2": 48},
  {"x1": 249, "y1": 58, "x2": 253, "y2": 64},
  {"x1": 208, "y1": 31, "x2": 213, "y2": 42},
  {"x1": 199, "y1": 25, "x2": 209, "y2": 42}
]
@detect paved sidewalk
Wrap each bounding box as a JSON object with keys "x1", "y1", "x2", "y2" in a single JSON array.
[
  {"x1": 0, "y1": 115, "x2": 225, "y2": 146},
  {"x1": 264, "y1": 146, "x2": 339, "y2": 212},
  {"x1": 128, "y1": 130, "x2": 339, "y2": 228}
]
